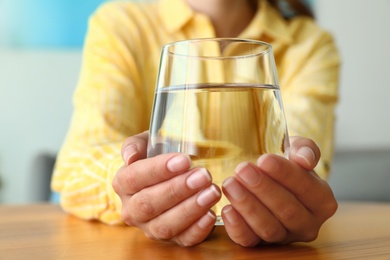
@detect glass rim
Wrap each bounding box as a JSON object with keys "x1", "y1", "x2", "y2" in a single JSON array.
[{"x1": 162, "y1": 37, "x2": 273, "y2": 60}]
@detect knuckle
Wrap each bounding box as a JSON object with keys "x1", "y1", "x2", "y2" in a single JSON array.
[
  {"x1": 280, "y1": 205, "x2": 299, "y2": 222},
  {"x1": 132, "y1": 194, "x2": 156, "y2": 216},
  {"x1": 260, "y1": 226, "x2": 283, "y2": 242},
  {"x1": 149, "y1": 221, "x2": 175, "y2": 240}
]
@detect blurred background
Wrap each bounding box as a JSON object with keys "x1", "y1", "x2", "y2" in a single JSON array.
[{"x1": 0, "y1": 0, "x2": 389, "y2": 204}]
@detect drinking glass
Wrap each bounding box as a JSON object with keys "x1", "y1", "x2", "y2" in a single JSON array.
[{"x1": 147, "y1": 38, "x2": 289, "y2": 225}]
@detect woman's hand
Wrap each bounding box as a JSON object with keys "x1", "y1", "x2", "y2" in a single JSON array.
[
  {"x1": 221, "y1": 136, "x2": 338, "y2": 247},
  {"x1": 112, "y1": 131, "x2": 221, "y2": 247}
]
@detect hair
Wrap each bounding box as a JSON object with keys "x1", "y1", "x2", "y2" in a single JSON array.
[{"x1": 250, "y1": 0, "x2": 314, "y2": 19}]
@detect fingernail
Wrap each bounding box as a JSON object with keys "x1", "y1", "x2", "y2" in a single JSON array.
[
  {"x1": 123, "y1": 144, "x2": 137, "y2": 165},
  {"x1": 222, "y1": 177, "x2": 245, "y2": 201},
  {"x1": 297, "y1": 147, "x2": 315, "y2": 166},
  {"x1": 186, "y1": 168, "x2": 211, "y2": 189},
  {"x1": 197, "y1": 211, "x2": 216, "y2": 229},
  {"x1": 257, "y1": 155, "x2": 279, "y2": 174},
  {"x1": 167, "y1": 154, "x2": 191, "y2": 173},
  {"x1": 197, "y1": 186, "x2": 221, "y2": 207},
  {"x1": 222, "y1": 205, "x2": 238, "y2": 224},
  {"x1": 235, "y1": 162, "x2": 260, "y2": 186}
]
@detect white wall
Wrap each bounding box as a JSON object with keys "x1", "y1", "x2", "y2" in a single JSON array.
[
  {"x1": 0, "y1": 50, "x2": 81, "y2": 203},
  {"x1": 314, "y1": 0, "x2": 390, "y2": 149},
  {"x1": 1, "y1": 0, "x2": 390, "y2": 204},
  {"x1": 314, "y1": 0, "x2": 390, "y2": 201}
]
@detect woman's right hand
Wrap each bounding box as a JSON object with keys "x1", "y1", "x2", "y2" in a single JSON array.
[{"x1": 112, "y1": 131, "x2": 221, "y2": 246}]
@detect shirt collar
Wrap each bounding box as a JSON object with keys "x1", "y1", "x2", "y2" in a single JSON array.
[
  {"x1": 158, "y1": 0, "x2": 194, "y2": 33},
  {"x1": 158, "y1": 0, "x2": 292, "y2": 44},
  {"x1": 241, "y1": 0, "x2": 292, "y2": 44}
]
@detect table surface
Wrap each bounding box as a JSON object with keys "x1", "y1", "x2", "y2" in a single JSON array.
[{"x1": 1, "y1": 202, "x2": 390, "y2": 259}]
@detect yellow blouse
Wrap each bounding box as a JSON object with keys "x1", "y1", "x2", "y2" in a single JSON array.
[{"x1": 51, "y1": 0, "x2": 340, "y2": 224}]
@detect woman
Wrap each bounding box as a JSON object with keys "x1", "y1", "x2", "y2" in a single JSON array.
[{"x1": 52, "y1": 0, "x2": 340, "y2": 247}]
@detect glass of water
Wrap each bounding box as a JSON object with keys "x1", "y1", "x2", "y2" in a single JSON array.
[{"x1": 147, "y1": 38, "x2": 289, "y2": 225}]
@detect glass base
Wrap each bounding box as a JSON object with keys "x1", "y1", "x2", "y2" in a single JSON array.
[{"x1": 215, "y1": 216, "x2": 224, "y2": 226}]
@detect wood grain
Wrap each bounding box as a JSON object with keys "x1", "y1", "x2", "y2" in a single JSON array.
[{"x1": 1, "y1": 202, "x2": 390, "y2": 259}]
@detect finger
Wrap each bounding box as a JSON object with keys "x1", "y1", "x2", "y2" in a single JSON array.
[
  {"x1": 256, "y1": 154, "x2": 336, "y2": 218},
  {"x1": 144, "y1": 184, "x2": 221, "y2": 242},
  {"x1": 121, "y1": 131, "x2": 149, "y2": 165},
  {"x1": 288, "y1": 136, "x2": 320, "y2": 170},
  {"x1": 222, "y1": 176, "x2": 287, "y2": 243},
  {"x1": 233, "y1": 162, "x2": 317, "y2": 242},
  {"x1": 128, "y1": 167, "x2": 213, "y2": 223},
  {"x1": 221, "y1": 205, "x2": 262, "y2": 247},
  {"x1": 171, "y1": 211, "x2": 217, "y2": 247},
  {"x1": 116, "y1": 153, "x2": 192, "y2": 195}
]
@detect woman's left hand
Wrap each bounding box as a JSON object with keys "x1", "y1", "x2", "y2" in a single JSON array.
[{"x1": 221, "y1": 136, "x2": 338, "y2": 247}]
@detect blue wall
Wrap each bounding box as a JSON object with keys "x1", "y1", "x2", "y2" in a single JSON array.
[
  {"x1": 0, "y1": 0, "x2": 107, "y2": 48},
  {"x1": 0, "y1": 0, "x2": 314, "y2": 48}
]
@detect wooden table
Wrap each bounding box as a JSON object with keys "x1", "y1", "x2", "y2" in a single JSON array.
[{"x1": 1, "y1": 202, "x2": 390, "y2": 259}]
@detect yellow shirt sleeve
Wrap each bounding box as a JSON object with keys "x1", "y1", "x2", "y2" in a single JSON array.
[
  {"x1": 51, "y1": 3, "x2": 151, "y2": 224},
  {"x1": 279, "y1": 17, "x2": 340, "y2": 179}
]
